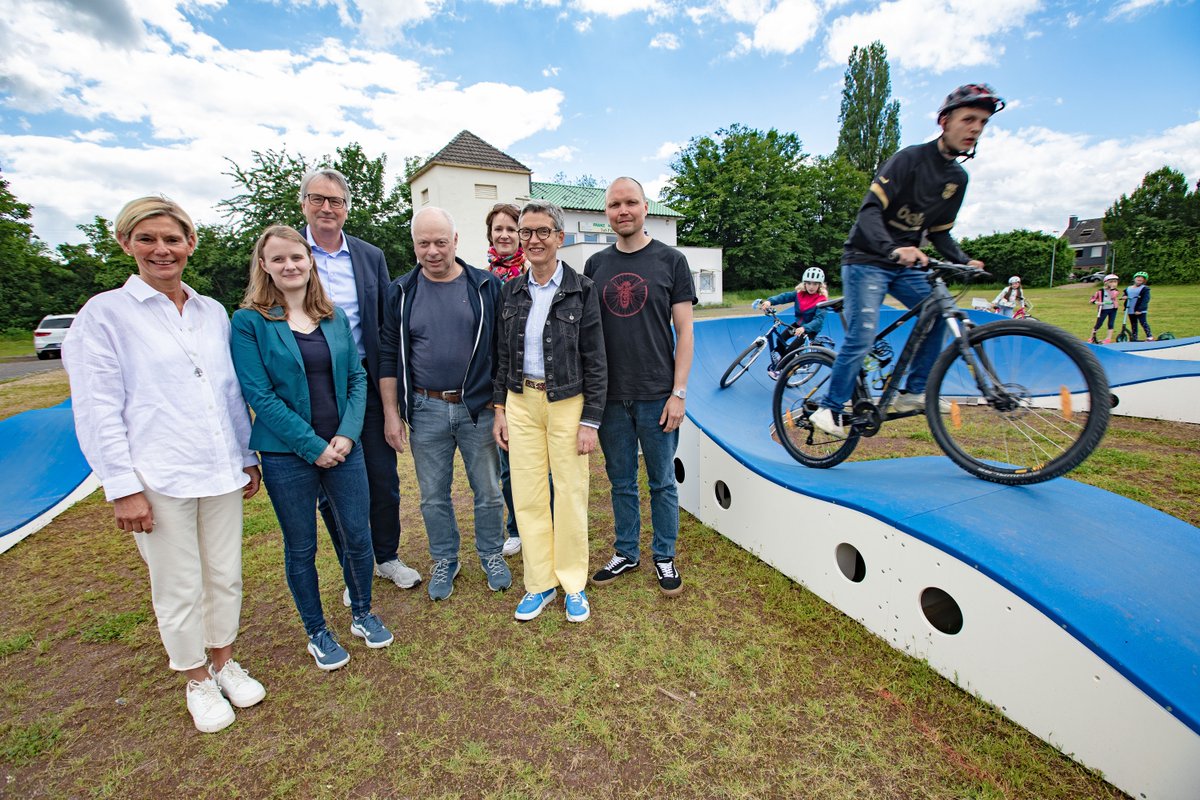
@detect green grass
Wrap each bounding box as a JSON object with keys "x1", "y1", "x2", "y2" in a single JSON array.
[
  {"x1": 0, "y1": 330, "x2": 34, "y2": 359},
  {"x1": 3, "y1": 344, "x2": 1191, "y2": 798}
]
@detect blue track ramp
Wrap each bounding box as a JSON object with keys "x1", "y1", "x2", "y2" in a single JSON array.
[
  {"x1": 0, "y1": 399, "x2": 97, "y2": 554},
  {"x1": 683, "y1": 315, "x2": 1200, "y2": 798}
]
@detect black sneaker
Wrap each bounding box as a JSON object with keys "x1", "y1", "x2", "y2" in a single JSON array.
[
  {"x1": 654, "y1": 558, "x2": 683, "y2": 596},
  {"x1": 591, "y1": 553, "x2": 639, "y2": 586}
]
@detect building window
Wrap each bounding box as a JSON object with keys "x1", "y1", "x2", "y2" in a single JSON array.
[
  {"x1": 1091, "y1": 246, "x2": 1103, "y2": 258},
  {"x1": 698, "y1": 271, "x2": 715, "y2": 293},
  {"x1": 474, "y1": 184, "x2": 498, "y2": 200},
  {"x1": 420, "y1": 188, "x2": 429, "y2": 205},
  {"x1": 1074, "y1": 248, "x2": 1084, "y2": 258},
  {"x1": 563, "y1": 233, "x2": 577, "y2": 246}
]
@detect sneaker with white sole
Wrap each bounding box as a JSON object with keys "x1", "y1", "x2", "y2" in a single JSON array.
[
  {"x1": 889, "y1": 392, "x2": 951, "y2": 414},
  {"x1": 342, "y1": 587, "x2": 351, "y2": 608},
  {"x1": 211, "y1": 661, "x2": 265, "y2": 709},
  {"x1": 427, "y1": 558, "x2": 461, "y2": 601},
  {"x1": 654, "y1": 558, "x2": 683, "y2": 596},
  {"x1": 808, "y1": 407, "x2": 846, "y2": 439},
  {"x1": 502, "y1": 536, "x2": 522, "y2": 557},
  {"x1": 564, "y1": 590, "x2": 591, "y2": 622},
  {"x1": 186, "y1": 677, "x2": 235, "y2": 733},
  {"x1": 514, "y1": 588, "x2": 557, "y2": 621},
  {"x1": 480, "y1": 553, "x2": 512, "y2": 591},
  {"x1": 590, "y1": 553, "x2": 639, "y2": 586},
  {"x1": 306, "y1": 629, "x2": 350, "y2": 671},
  {"x1": 375, "y1": 559, "x2": 421, "y2": 588},
  {"x1": 350, "y1": 612, "x2": 394, "y2": 649}
]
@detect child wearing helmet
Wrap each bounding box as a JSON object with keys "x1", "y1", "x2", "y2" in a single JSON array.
[
  {"x1": 1088, "y1": 274, "x2": 1120, "y2": 344},
  {"x1": 759, "y1": 267, "x2": 830, "y2": 379},
  {"x1": 1124, "y1": 272, "x2": 1154, "y2": 341},
  {"x1": 991, "y1": 276, "x2": 1026, "y2": 318}
]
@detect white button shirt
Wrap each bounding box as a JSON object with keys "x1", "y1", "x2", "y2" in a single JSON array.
[{"x1": 63, "y1": 275, "x2": 257, "y2": 501}]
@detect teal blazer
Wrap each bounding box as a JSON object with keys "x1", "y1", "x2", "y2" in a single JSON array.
[{"x1": 230, "y1": 306, "x2": 366, "y2": 464}]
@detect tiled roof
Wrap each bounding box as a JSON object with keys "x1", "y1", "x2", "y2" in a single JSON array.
[
  {"x1": 410, "y1": 131, "x2": 530, "y2": 181},
  {"x1": 1064, "y1": 216, "x2": 1108, "y2": 246},
  {"x1": 530, "y1": 182, "x2": 683, "y2": 218}
]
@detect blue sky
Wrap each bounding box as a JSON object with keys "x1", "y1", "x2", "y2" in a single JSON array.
[{"x1": 1, "y1": 0, "x2": 1198, "y2": 249}]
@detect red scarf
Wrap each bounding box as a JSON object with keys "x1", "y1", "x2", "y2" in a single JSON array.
[{"x1": 488, "y1": 247, "x2": 526, "y2": 283}]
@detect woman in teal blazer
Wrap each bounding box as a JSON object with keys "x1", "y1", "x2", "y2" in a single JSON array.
[{"x1": 231, "y1": 225, "x2": 393, "y2": 671}]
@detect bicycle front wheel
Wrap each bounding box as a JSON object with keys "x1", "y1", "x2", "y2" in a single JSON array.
[
  {"x1": 926, "y1": 320, "x2": 1110, "y2": 485},
  {"x1": 772, "y1": 350, "x2": 860, "y2": 468},
  {"x1": 720, "y1": 341, "x2": 766, "y2": 388}
]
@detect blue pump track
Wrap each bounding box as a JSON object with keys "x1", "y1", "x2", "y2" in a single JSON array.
[
  {"x1": 0, "y1": 399, "x2": 95, "y2": 545},
  {"x1": 691, "y1": 313, "x2": 1200, "y2": 736}
]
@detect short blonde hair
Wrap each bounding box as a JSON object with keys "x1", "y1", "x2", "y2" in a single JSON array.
[
  {"x1": 241, "y1": 225, "x2": 335, "y2": 322},
  {"x1": 114, "y1": 196, "x2": 195, "y2": 243}
]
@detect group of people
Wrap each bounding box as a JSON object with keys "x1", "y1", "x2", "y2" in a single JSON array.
[
  {"x1": 63, "y1": 173, "x2": 695, "y2": 734},
  {"x1": 1089, "y1": 271, "x2": 1154, "y2": 343}
]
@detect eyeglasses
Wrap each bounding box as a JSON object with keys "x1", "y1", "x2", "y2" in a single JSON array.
[
  {"x1": 304, "y1": 193, "x2": 347, "y2": 209},
  {"x1": 517, "y1": 227, "x2": 559, "y2": 241}
]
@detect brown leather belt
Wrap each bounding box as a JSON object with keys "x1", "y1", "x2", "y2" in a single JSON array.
[
  {"x1": 415, "y1": 387, "x2": 462, "y2": 403},
  {"x1": 523, "y1": 378, "x2": 546, "y2": 391}
]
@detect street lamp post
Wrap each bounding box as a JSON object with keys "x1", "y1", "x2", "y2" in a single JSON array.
[{"x1": 1049, "y1": 230, "x2": 1058, "y2": 288}]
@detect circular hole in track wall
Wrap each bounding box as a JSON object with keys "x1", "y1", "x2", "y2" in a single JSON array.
[
  {"x1": 674, "y1": 457, "x2": 685, "y2": 484},
  {"x1": 714, "y1": 480, "x2": 731, "y2": 509},
  {"x1": 921, "y1": 587, "x2": 963, "y2": 635},
  {"x1": 835, "y1": 543, "x2": 866, "y2": 583}
]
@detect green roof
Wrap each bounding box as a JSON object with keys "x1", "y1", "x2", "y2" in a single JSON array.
[{"x1": 530, "y1": 182, "x2": 682, "y2": 218}]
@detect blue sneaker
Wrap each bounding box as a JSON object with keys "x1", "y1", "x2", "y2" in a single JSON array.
[
  {"x1": 428, "y1": 558, "x2": 461, "y2": 601},
  {"x1": 350, "y1": 612, "x2": 394, "y2": 649},
  {"x1": 480, "y1": 553, "x2": 512, "y2": 592},
  {"x1": 564, "y1": 590, "x2": 590, "y2": 623},
  {"x1": 306, "y1": 629, "x2": 349, "y2": 671},
  {"x1": 514, "y1": 588, "x2": 557, "y2": 621}
]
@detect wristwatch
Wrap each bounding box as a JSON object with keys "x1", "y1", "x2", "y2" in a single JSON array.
[{"x1": 672, "y1": 388, "x2": 687, "y2": 400}]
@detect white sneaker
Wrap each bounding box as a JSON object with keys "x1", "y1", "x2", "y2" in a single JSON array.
[
  {"x1": 212, "y1": 661, "x2": 266, "y2": 709},
  {"x1": 808, "y1": 407, "x2": 846, "y2": 440},
  {"x1": 342, "y1": 587, "x2": 351, "y2": 608},
  {"x1": 375, "y1": 559, "x2": 421, "y2": 588},
  {"x1": 890, "y1": 393, "x2": 951, "y2": 414},
  {"x1": 186, "y1": 677, "x2": 235, "y2": 733},
  {"x1": 502, "y1": 536, "x2": 522, "y2": 557}
]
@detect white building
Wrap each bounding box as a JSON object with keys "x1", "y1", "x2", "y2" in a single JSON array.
[{"x1": 408, "y1": 130, "x2": 723, "y2": 304}]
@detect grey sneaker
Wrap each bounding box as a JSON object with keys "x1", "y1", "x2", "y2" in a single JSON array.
[
  {"x1": 889, "y1": 392, "x2": 951, "y2": 414},
  {"x1": 480, "y1": 553, "x2": 512, "y2": 591},
  {"x1": 342, "y1": 587, "x2": 351, "y2": 608},
  {"x1": 428, "y1": 559, "x2": 461, "y2": 601},
  {"x1": 502, "y1": 536, "x2": 522, "y2": 557},
  {"x1": 375, "y1": 559, "x2": 421, "y2": 589},
  {"x1": 808, "y1": 407, "x2": 846, "y2": 439}
]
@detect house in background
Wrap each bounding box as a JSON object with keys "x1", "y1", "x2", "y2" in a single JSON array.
[
  {"x1": 1062, "y1": 216, "x2": 1110, "y2": 273},
  {"x1": 408, "y1": 130, "x2": 723, "y2": 304}
]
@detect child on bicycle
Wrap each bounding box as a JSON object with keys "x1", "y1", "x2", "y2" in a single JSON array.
[
  {"x1": 758, "y1": 266, "x2": 829, "y2": 380},
  {"x1": 1088, "y1": 274, "x2": 1120, "y2": 343},
  {"x1": 991, "y1": 276, "x2": 1026, "y2": 317},
  {"x1": 1124, "y1": 271, "x2": 1154, "y2": 341}
]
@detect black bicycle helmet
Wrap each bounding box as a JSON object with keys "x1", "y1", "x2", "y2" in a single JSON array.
[{"x1": 937, "y1": 83, "x2": 1005, "y2": 121}]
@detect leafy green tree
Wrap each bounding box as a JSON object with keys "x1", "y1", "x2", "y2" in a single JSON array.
[
  {"x1": 835, "y1": 41, "x2": 901, "y2": 177},
  {"x1": 663, "y1": 124, "x2": 810, "y2": 290},
  {"x1": 1104, "y1": 167, "x2": 1200, "y2": 283},
  {"x1": 0, "y1": 174, "x2": 77, "y2": 329},
  {"x1": 956, "y1": 229, "x2": 1073, "y2": 288},
  {"x1": 804, "y1": 155, "x2": 870, "y2": 282},
  {"x1": 550, "y1": 172, "x2": 605, "y2": 188}
]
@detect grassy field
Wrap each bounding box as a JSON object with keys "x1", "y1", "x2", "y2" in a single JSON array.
[
  {"x1": 0, "y1": 330, "x2": 36, "y2": 359},
  {"x1": 3, "y1": 300, "x2": 1196, "y2": 797}
]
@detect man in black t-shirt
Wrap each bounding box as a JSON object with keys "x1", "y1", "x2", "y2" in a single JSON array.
[
  {"x1": 810, "y1": 84, "x2": 1003, "y2": 439},
  {"x1": 585, "y1": 177, "x2": 697, "y2": 596}
]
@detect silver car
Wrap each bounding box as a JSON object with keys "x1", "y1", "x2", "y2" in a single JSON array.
[{"x1": 33, "y1": 314, "x2": 76, "y2": 360}]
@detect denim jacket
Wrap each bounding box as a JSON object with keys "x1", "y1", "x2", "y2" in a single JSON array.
[{"x1": 492, "y1": 261, "x2": 607, "y2": 426}]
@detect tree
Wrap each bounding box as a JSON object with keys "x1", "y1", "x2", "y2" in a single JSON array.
[
  {"x1": 804, "y1": 155, "x2": 870, "y2": 280},
  {"x1": 0, "y1": 174, "x2": 74, "y2": 329},
  {"x1": 1104, "y1": 167, "x2": 1200, "y2": 283},
  {"x1": 835, "y1": 41, "x2": 901, "y2": 177},
  {"x1": 550, "y1": 172, "x2": 605, "y2": 188},
  {"x1": 955, "y1": 230, "x2": 1073, "y2": 288},
  {"x1": 663, "y1": 124, "x2": 810, "y2": 290}
]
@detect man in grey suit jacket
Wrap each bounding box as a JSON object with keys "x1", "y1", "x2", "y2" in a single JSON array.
[{"x1": 300, "y1": 168, "x2": 421, "y2": 593}]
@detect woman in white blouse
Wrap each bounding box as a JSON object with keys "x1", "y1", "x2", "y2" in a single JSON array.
[{"x1": 64, "y1": 196, "x2": 266, "y2": 734}]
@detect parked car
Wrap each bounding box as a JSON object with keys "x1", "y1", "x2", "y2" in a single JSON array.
[
  {"x1": 33, "y1": 314, "x2": 76, "y2": 360},
  {"x1": 1079, "y1": 270, "x2": 1108, "y2": 283}
]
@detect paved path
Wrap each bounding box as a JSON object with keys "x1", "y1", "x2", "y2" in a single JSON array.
[{"x1": 0, "y1": 357, "x2": 64, "y2": 381}]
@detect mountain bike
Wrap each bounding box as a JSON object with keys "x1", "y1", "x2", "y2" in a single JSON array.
[
  {"x1": 771, "y1": 262, "x2": 1111, "y2": 485},
  {"x1": 719, "y1": 303, "x2": 836, "y2": 389}
]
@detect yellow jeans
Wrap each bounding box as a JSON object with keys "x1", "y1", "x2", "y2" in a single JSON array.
[{"x1": 507, "y1": 388, "x2": 589, "y2": 594}]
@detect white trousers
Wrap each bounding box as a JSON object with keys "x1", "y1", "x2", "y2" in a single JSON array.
[{"x1": 133, "y1": 486, "x2": 244, "y2": 671}]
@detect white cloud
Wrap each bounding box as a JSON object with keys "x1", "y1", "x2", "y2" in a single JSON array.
[
  {"x1": 71, "y1": 129, "x2": 116, "y2": 144},
  {"x1": 651, "y1": 140, "x2": 683, "y2": 160},
  {"x1": 951, "y1": 120, "x2": 1200, "y2": 238},
  {"x1": 1066, "y1": 11, "x2": 1082, "y2": 27},
  {"x1": 572, "y1": 0, "x2": 667, "y2": 15},
  {"x1": 643, "y1": 172, "x2": 673, "y2": 203},
  {"x1": 749, "y1": 0, "x2": 822, "y2": 55},
  {"x1": 824, "y1": 0, "x2": 1041, "y2": 73},
  {"x1": 728, "y1": 31, "x2": 753, "y2": 57},
  {"x1": 542, "y1": 65, "x2": 561, "y2": 77},
  {"x1": 538, "y1": 145, "x2": 578, "y2": 162},
  {"x1": 1107, "y1": 0, "x2": 1172, "y2": 20},
  {"x1": 650, "y1": 32, "x2": 681, "y2": 49},
  {"x1": 574, "y1": 17, "x2": 592, "y2": 32}
]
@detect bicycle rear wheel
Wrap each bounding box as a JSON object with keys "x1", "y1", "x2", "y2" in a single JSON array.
[
  {"x1": 772, "y1": 350, "x2": 860, "y2": 468},
  {"x1": 926, "y1": 320, "x2": 1110, "y2": 485},
  {"x1": 720, "y1": 341, "x2": 766, "y2": 388}
]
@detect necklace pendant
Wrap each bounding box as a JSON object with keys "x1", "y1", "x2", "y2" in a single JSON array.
[{"x1": 194, "y1": 367, "x2": 204, "y2": 378}]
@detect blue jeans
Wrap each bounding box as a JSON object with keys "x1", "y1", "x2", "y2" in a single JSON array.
[
  {"x1": 598, "y1": 397, "x2": 679, "y2": 562},
  {"x1": 820, "y1": 263, "x2": 946, "y2": 410},
  {"x1": 320, "y1": 378, "x2": 402, "y2": 564},
  {"x1": 409, "y1": 396, "x2": 503, "y2": 561},
  {"x1": 260, "y1": 445, "x2": 375, "y2": 636}
]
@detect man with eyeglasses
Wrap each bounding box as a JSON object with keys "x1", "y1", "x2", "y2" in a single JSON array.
[
  {"x1": 378, "y1": 207, "x2": 511, "y2": 601},
  {"x1": 585, "y1": 177, "x2": 696, "y2": 597},
  {"x1": 299, "y1": 168, "x2": 422, "y2": 599}
]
